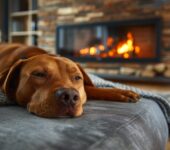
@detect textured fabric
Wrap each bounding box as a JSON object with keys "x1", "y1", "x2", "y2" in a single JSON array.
[
  {"x1": 0, "y1": 100, "x2": 168, "y2": 150},
  {"x1": 0, "y1": 92, "x2": 14, "y2": 105},
  {"x1": 88, "y1": 74, "x2": 170, "y2": 129}
]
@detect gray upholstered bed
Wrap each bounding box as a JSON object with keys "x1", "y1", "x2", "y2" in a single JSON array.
[{"x1": 0, "y1": 74, "x2": 169, "y2": 150}]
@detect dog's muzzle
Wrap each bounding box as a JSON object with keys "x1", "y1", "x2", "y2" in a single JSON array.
[{"x1": 55, "y1": 88, "x2": 80, "y2": 107}]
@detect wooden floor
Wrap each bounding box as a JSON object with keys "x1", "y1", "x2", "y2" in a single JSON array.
[{"x1": 166, "y1": 140, "x2": 170, "y2": 150}]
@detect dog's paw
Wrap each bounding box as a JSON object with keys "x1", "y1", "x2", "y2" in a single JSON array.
[{"x1": 119, "y1": 90, "x2": 141, "y2": 103}]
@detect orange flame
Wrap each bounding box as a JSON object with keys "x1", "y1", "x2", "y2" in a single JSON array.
[
  {"x1": 117, "y1": 32, "x2": 136, "y2": 56},
  {"x1": 79, "y1": 32, "x2": 140, "y2": 59}
]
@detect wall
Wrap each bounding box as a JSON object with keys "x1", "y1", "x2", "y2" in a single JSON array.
[{"x1": 38, "y1": 0, "x2": 170, "y2": 54}]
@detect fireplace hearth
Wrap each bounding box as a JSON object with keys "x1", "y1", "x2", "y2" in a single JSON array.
[{"x1": 56, "y1": 18, "x2": 162, "y2": 63}]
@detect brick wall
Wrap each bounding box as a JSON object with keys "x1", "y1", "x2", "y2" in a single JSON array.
[{"x1": 38, "y1": 0, "x2": 170, "y2": 54}]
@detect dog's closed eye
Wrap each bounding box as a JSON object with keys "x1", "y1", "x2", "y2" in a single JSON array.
[
  {"x1": 74, "y1": 75, "x2": 82, "y2": 81},
  {"x1": 31, "y1": 71, "x2": 47, "y2": 78}
]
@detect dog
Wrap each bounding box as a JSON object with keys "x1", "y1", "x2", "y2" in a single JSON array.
[{"x1": 0, "y1": 43, "x2": 140, "y2": 118}]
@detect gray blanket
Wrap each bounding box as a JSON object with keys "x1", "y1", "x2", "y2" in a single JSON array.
[{"x1": 89, "y1": 74, "x2": 170, "y2": 131}]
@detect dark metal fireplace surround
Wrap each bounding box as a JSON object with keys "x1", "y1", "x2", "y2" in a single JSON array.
[{"x1": 56, "y1": 18, "x2": 162, "y2": 63}]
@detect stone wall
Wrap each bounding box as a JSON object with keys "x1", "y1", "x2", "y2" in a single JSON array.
[{"x1": 38, "y1": 0, "x2": 170, "y2": 54}]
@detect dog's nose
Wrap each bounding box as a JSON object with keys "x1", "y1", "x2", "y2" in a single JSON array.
[{"x1": 55, "y1": 88, "x2": 80, "y2": 106}]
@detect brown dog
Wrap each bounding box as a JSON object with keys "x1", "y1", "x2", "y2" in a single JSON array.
[{"x1": 0, "y1": 43, "x2": 140, "y2": 117}]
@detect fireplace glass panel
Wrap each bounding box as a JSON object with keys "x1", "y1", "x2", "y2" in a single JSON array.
[{"x1": 57, "y1": 19, "x2": 161, "y2": 62}]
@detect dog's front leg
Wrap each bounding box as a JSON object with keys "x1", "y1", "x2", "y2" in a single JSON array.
[{"x1": 85, "y1": 86, "x2": 140, "y2": 103}]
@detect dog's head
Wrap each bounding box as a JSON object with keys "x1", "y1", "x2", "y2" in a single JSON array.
[{"x1": 2, "y1": 54, "x2": 94, "y2": 117}]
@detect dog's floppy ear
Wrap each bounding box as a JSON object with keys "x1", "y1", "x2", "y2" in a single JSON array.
[
  {"x1": 0, "y1": 69, "x2": 10, "y2": 87},
  {"x1": 77, "y1": 64, "x2": 94, "y2": 87},
  {"x1": 2, "y1": 60, "x2": 26, "y2": 100}
]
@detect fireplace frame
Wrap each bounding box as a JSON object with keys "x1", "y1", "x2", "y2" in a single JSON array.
[{"x1": 56, "y1": 18, "x2": 162, "y2": 63}]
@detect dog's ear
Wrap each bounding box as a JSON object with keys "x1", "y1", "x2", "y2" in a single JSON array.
[
  {"x1": 0, "y1": 69, "x2": 10, "y2": 87},
  {"x1": 2, "y1": 60, "x2": 26, "y2": 100},
  {"x1": 77, "y1": 64, "x2": 94, "y2": 87}
]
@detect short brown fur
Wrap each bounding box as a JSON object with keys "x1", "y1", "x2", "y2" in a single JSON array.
[{"x1": 0, "y1": 43, "x2": 140, "y2": 118}]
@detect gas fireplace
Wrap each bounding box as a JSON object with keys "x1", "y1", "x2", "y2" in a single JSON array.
[{"x1": 56, "y1": 18, "x2": 162, "y2": 63}]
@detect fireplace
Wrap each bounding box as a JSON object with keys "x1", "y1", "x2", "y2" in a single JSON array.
[{"x1": 56, "y1": 18, "x2": 162, "y2": 63}]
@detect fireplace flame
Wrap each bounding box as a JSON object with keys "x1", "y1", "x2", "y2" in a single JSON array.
[
  {"x1": 117, "y1": 32, "x2": 139, "y2": 56},
  {"x1": 89, "y1": 47, "x2": 97, "y2": 55},
  {"x1": 79, "y1": 32, "x2": 140, "y2": 59}
]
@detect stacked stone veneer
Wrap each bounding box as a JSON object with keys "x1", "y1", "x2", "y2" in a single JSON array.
[{"x1": 38, "y1": 0, "x2": 170, "y2": 54}]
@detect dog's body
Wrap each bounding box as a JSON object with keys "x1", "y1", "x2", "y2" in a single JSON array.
[{"x1": 0, "y1": 43, "x2": 140, "y2": 117}]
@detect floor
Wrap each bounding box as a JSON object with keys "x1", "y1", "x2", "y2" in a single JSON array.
[{"x1": 166, "y1": 140, "x2": 170, "y2": 150}]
